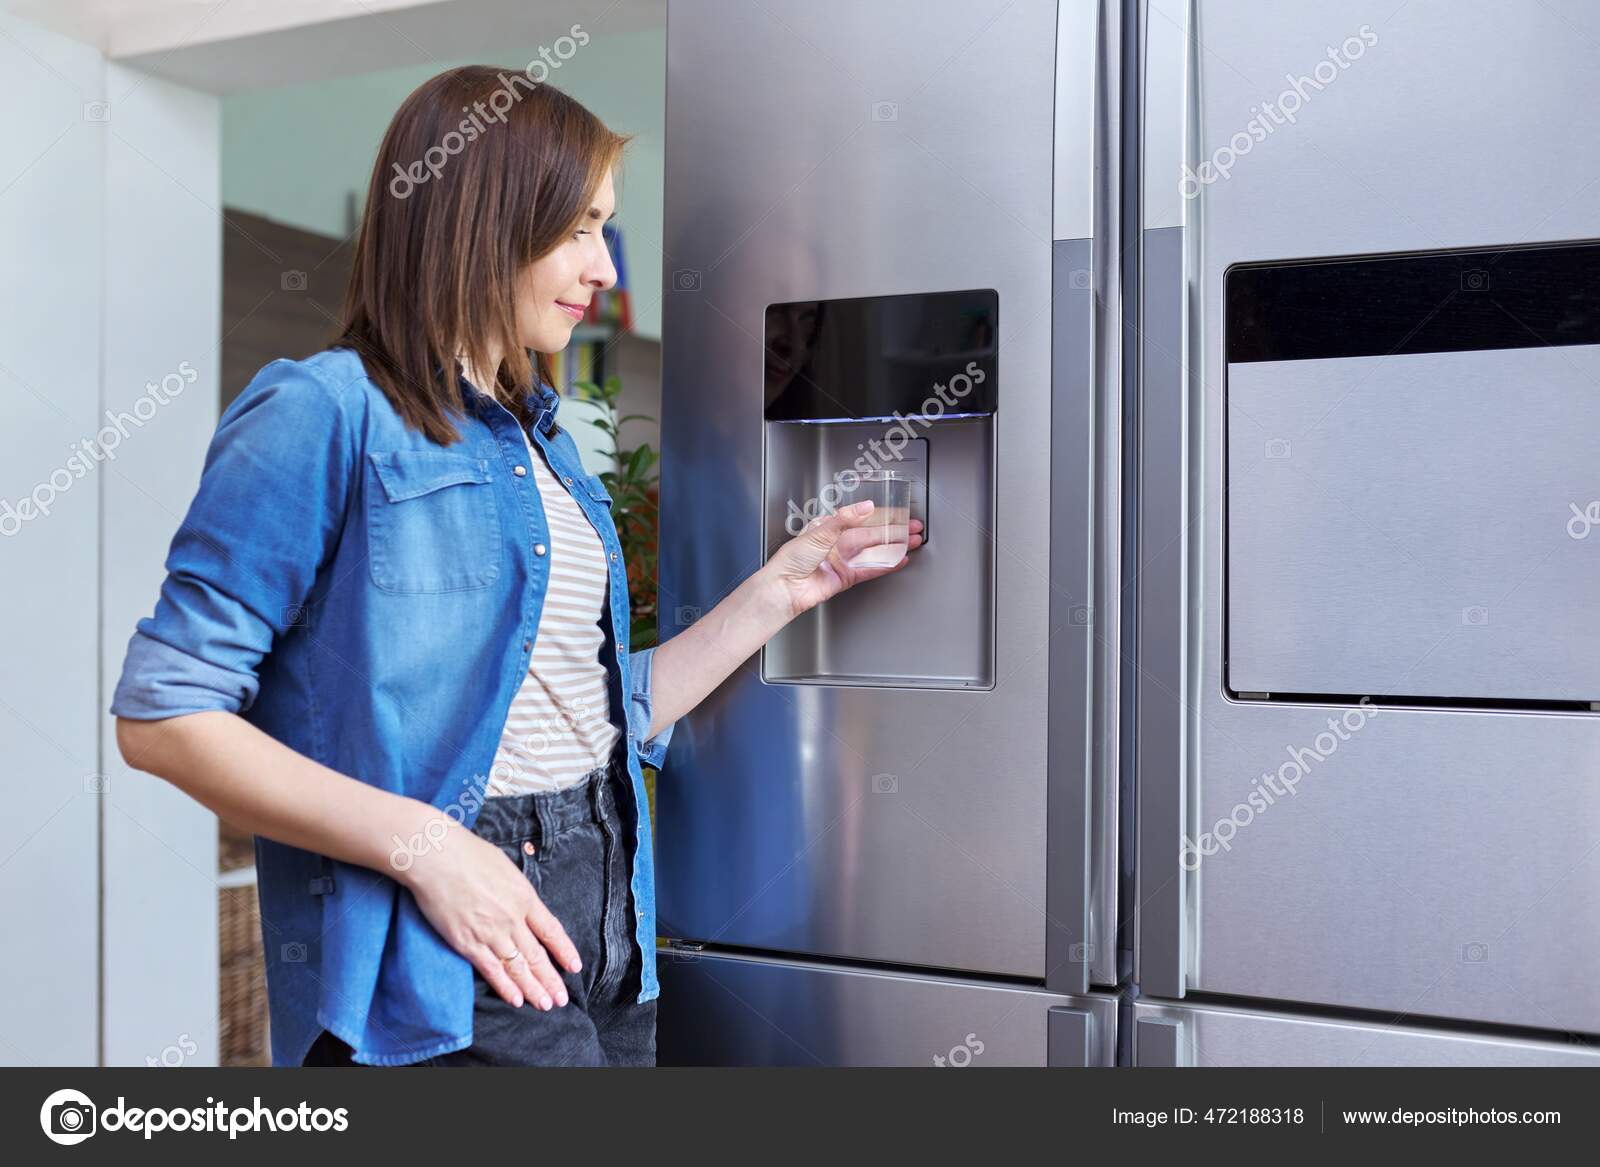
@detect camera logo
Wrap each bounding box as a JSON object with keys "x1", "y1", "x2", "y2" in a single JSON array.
[
  {"x1": 933, "y1": 1033, "x2": 984, "y2": 1067},
  {"x1": 41, "y1": 1088, "x2": 96, "y2": 1145}
]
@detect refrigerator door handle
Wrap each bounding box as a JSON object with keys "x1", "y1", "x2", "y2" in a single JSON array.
[
  {"x1": 1046, "y1": 0, "x2": 1123, "y2": 997},
  {"x1": 1047, "y1": 1005, "x2": 1095, "y2": 1067},
  {"x1": 1047, "y1": 235, "x2": 1099, "y2": 996},
  {"x1": 1134, "y1": 221, "x2": 1189, "y2": 1001}
]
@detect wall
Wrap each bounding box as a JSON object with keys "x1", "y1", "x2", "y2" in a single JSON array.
[
  {"x1": 100, "y1": 60, "x2": 223, "y2": 1068},
  {"x1": 0, "y1": 9, "x2": 106, "y2": 1068},
  {"x1": 0, "y1": 10, "x2": 222, "y2": 1068}
]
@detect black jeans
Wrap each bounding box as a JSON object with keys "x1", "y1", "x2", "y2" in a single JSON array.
[{"x1": 304, "y1": 756, "x2": 656, "y2": 1066}]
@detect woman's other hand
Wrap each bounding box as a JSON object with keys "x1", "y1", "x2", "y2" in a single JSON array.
[{"x1": 397, "y1": 818, "x2": 582, "y2": 1011}]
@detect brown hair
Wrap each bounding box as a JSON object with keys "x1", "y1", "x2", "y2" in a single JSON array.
[{"x1": 336, "y1": 65, "x2": 628, "y2": 445}]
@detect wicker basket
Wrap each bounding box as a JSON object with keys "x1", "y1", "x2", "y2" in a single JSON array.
[
  {"x1": 218, "y1": 820, "x2": 255, "y2": 873},
  {"x1": 219, "y1": 883, "x2": 270, "y2": 1066}
]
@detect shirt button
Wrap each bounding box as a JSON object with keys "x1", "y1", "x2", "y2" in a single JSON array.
[
  {"x1": 609, "y1": 550, "x2": 618, "y2": 561},
  {"x1": 522, "y1": 640, "x2": 532, "y2": 652},
  {"x1": 563, "y1": 475, "x2": 573, "y2": 485},
  {"x1": 534, "y1": 543, "x2": 547, "y2": 556},
  {"x1": 522, "y1": 841, "x2": 537, "y2": 856},
  {"x1": 513, "y1": 465, "x2": 527, "y2": 477}
]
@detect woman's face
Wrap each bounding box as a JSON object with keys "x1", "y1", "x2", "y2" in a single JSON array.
[{"x1": 516, "y1": 168, "x2": 619, "y2": 353}]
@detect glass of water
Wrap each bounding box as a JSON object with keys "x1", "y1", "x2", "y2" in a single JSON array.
[{"x1": 835, "y1": 469, "x2": 913, "y2": 568}]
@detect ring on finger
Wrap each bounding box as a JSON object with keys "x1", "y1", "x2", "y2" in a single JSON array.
[{"x1": 500, "y1": 949, "x2": 522, "y2": 964}]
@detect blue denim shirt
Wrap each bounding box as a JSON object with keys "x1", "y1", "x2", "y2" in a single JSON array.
[{"x1": 109, "y1": 347, "x2": 672, "y2": 1066}]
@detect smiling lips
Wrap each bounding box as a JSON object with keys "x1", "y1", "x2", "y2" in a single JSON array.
[{"x1": 556, "y1": 301, "x2": 587, "y2": 321}]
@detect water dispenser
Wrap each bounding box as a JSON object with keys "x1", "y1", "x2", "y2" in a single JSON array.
[{"x1": 760, "y1": 287, "x2": 998, "y2": 689}]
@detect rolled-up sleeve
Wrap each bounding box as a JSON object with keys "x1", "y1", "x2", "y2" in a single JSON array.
[
  {"x1": 110, "y1": 360, "x2": 356, "y2": 721},
  {"x1": 625, "y1": 644, "x2": 675, "y2": 769}
]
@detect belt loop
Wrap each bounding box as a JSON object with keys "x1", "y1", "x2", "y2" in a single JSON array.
[
  {"x1": 309, "y1": 854, "x2": 336, "y2": 896},
  {"x1": 533, "y1": 791, "x2": 554, "y2": 844}
]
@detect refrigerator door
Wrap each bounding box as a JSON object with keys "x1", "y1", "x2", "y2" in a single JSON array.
[
  {"x1": 1137, "y1": 0, "x2": 1600, "y2": 1035},
  {"x1": 658, "y1": 0, "x2": 1119, "y2": 990},
  {"x1": 1132, "y1": 1001, "x2": 1600, "y2": 1067},
  {"x1": 658, "y1": 949, "x2": 1119, "y2": 1067}
]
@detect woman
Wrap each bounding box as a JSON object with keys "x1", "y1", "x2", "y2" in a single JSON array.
[{"x1": 110, "y1": 67, "x2": 921, "y2": 1067}]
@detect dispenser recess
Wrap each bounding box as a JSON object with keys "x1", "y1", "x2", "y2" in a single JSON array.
[{"x1": 761, "y1": 288, "x2": 998, "y2": 689}]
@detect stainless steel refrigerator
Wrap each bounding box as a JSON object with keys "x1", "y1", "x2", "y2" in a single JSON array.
[
  {"x1": 1132, "y1": 0, "x2": 1600, "y2": 1065},
  {"x1": 655, "y1": 0, "x2": 1124, "y2": 1066},
  {"x1": 655, "y1": 0, "x2": 1600, "y2": 1067}
]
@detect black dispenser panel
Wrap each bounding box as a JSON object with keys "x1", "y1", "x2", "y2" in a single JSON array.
[
  {"x1": 1226, "y1": 239, "x2": 1600, "y2": 364},
  {"x1": 764, "y1": 288, "x2": 998, "y2": 422}
]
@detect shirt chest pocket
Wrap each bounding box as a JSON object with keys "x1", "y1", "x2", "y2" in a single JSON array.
[{"x1": 366, "y1": 450, "x2": 502, "y2": 593}]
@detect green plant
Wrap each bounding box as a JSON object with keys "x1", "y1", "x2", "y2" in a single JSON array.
[{"x1": 574, "y1": 373, "x2": 659, "y2": 649}]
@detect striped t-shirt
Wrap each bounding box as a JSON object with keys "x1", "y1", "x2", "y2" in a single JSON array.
[{"x1": 485, "y1": 427, "x2": 621, "y2": 796}]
